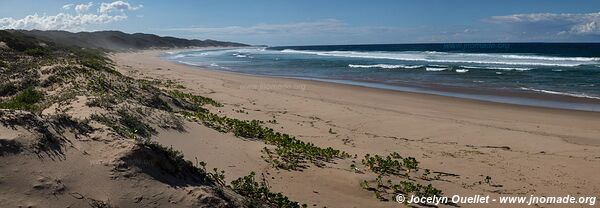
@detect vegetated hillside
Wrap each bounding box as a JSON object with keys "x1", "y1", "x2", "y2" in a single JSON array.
[
  {"x1": 10, "y1": 30, "x2": 248, "y2": 51},
  {"x1": 0, "y1": 31, "x2": 305, "y2": 207}
]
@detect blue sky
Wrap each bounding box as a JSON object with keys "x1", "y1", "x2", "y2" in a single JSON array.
[{"x1": 1, "y1": 0, "x2": 600, "y2": 45}]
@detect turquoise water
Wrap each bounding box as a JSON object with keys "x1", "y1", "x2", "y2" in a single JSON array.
[{"x1": 163, "y1": 44, "x2": 600, "y2": 111}]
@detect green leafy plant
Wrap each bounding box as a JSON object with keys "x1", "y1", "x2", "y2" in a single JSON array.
[
  {"x1": 231, "y1": 172, "x2": 306, "y2": 208},
  {"x1": 184, "y1": 111, "x2": 350, "y2": 170},
  {"x1": 0, "y1": 87, "x2": 44, "y2": 112},
  {"x1": 169, "y1": 90, "x2": 223, "y2": 108},
  {"x1": 356, "y1": 152, "x2": 443, "y2": 202}
]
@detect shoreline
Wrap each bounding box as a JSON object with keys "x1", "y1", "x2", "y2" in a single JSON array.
[
  {"x1": 160, "y1": 49, "x2": 600, "y2": 112},
  {"x1": 129, "y1": 49, "x2": 600, "y2": 146},
  {"x1": 111, "y1": 50, "x2": 600, "y2": 207},
  {"x1": 162, "y1": 52, "x2": 600, "y2": 113}
]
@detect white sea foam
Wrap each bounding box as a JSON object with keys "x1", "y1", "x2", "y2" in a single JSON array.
[
  {"x1": 520, "y1": 87, "x2": 600, "y2": 99},
  {"x1": 190, "y1": 52, "x2": 208, "y2": 57},
  {"x1": 169, "y1": 52, "x2": 208, "y2": 59},
  {"x1": 488, "y1": 67, "x2": 532, "y2": 71},
  {"x1": 460, "y1": 66, "x2": 532, "y2": 71},
  {"x1": 455, "y1": 69, "x2": 469, "y2": 73},
  {"x1": 170, "y1": 54, "x2": 186, "y2": 59},
  {"x1": 498, "y1": 54, "x2": 600, "y2": 62},
  {"x1": 401, "y1": 65, "x2": 423, "y2": 69},
  {"x1": 425, "y1": 67, "x2": 446, "y2": 71},
  {"x1": 176, "y1": 61, "x2": 221, "y2": 68},
  {"x1": 177, "y1": 61, "x2": 201, "y2": 66},
  {"x1": 280, "y1": 49, "x2": 597, "y2": 67},
  {"x1": 348, "y1": 64, "x2": 422, "y2": 69}
]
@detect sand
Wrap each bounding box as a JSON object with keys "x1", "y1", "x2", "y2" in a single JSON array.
[{"x1": 111, "y1": 50, "x2": 600, "y2": 207}]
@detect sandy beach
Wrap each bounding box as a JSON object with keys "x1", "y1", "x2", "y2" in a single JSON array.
[{"x1": 111, "y1": 50, "x2": 600, "y2": 207}]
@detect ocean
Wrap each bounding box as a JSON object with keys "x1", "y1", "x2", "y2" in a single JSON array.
[{"x1": 163, "y1": 43, "x2": 600, "y2": 111}]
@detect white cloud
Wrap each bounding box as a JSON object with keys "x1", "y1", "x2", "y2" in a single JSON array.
[
  {"x1": 99, "y1": 1, "x2": 143, "y2": 14},
  {"x1": 0, "y1": 1, "x2": 141, "y2": 31},
  {"x1": 570, "y1": 20, "x2": 598, "y2": 34},
  {"x1": 75, "y1": 2, "x2": 94, "y2": 14},
  {"x1": 489, "y1": 12, "x2": 600, "y2": 35},
  {"x1": 0, "y1": 13, "x2": 126, "y2": 31},
  {"x1": 62, "y1": 4, "x2": 74, "y2": 10}
]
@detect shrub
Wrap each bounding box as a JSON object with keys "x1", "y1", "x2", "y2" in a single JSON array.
[
  {"x1": 361, "y1": 153, "x2": 419, "y2": 175},
  {"x1": 145, "y1": 94, "x2": 172, "y2": 112},
  {"x1": 76, "y1": 48, "x2": 112, "y2": 71},
  {"x1": 141, "y1": 140, "x2": 189, "y2": 174},
  {"x1": 139, "y1": 140, "x2": 228, "y2": 186},
  {"x1": 0, "y1": 82, "x2": 18, "y2": 96},
  {"x1": 0, "y1": 87, "x2": 44, "y2": 112},
  {"x1": 117, "y1": 109, "x2": 157, "y2": 139},
  {"x1": 90, "y1": 109, "x2": 157, "y2": 140},
  {"x1": 24, "y1": 48, "x2": 48, "y2": 56},
  {"x1": 231, "y1": 172, "x2": 306, "y2": 208},
  {"x1": 357, "y1": 153, "x2": 443, "y2": 202},
  {"x1": 14, "y1": 87, "x2": 44, "y2": 104}
]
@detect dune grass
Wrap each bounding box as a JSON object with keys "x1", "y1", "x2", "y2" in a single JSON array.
[{"x1": 0, "y1": 87, "x2": 44, "y2": 112}]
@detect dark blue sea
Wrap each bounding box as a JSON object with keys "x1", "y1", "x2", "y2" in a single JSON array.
[{"x1": 163, "y1": 43, "x2": 600, "y2": 111}]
